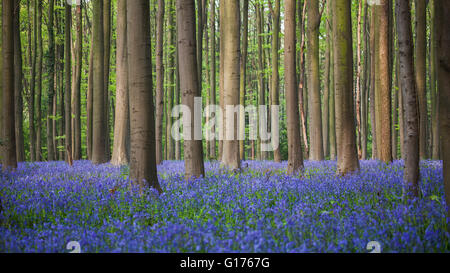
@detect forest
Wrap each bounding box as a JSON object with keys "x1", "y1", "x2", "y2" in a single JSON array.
[{"x1": 0, "y1": 0, "x2": 449, "y2": 253}]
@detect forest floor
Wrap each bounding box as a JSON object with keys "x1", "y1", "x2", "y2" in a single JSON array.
[{"x1": 0, "y1": 160, "x2": 449, "y2": 253}]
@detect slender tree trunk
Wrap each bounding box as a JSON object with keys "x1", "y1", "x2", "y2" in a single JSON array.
[
  {"x1": 333, "y1": 0, "x2": 360, "y2": 175},
  {"x1": 155, "y1": 0, "x2": 164, "y2": 165},
  {"x1": 13, "y1": 0, "x2": 24, "y2": 162},
  {"x1": 269, "y1": 0, "x2": 281, "y2": 162},
  {"x1": 396, "y1": 0, "x2": 420, "y2": 198},
  {"x1": 64, "y1": 2, "x2": 72, "y2": 163},
  {"x1": 28, "y1": 0, "x2": 36, "y2": 162},
  {"x1": 72, "y1": 4, "x2": 82, "y2": 160},
  {"x1": 92, "y1": 0, "x2": 108, "y2": 164},
  {"x1": 377, "y1": 0, "x2": 393, "y2": 163},
  {"x1": 209, "y1": 0, "x2": 216, "y2": 159},
  {"x1": 356, "y1": 0, "x2": 362, "y2": 159},
  {"x1": 307, "y1": 0, "x2": 324, "y2": 161},
  {"x1": 103, "y1": 0, "x2": 112, "y2": 160},
  {"x1": 177, "y1": 0, "x2": 205, "y2": 179},
  {"x1": 111, "y1": 0, "x2": 130, "y2": 166},
  {"x1": 369, "y1": 6, "x2": 377, "y2": 159},
  {"x1": 86, "y1": 40, "x2": 93, "y2": 161},
  {"x1": 167, "y1": 0, "x2": 176, "y2": 160},
  {"x1": 46, "y1": 0, "x2": 55, "y2": 161},
  {"x1": 256, "y1": 4, "x2": 265, "y2": 160},
  {"x1": 35, "y1": 0, "x2": 42, "y2": 161},
  {"x1": 322, "y1": 0, "x2": 331, "y2": 159},
  {"x1": 430, "y1": 0, "x2": 439, "y2": 160},
  {"x1": 415, "y1": 0, "x2": 427, "y2": 159},
  {"x1": 239, "y1": 0, "x2": 248, "y2": 161},
  {"x1": 361, "y1": 1, "x2": 369, "y2": 160},
  {"x1": 435, "y1": 0, "x2": 450, "y2": 218},
  {"x1": 285, "y1": 0, "x2": 303, "y2": 174}
]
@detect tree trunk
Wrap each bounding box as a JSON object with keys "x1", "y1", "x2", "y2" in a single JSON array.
[
  {"x1": 396, "y1": 0, "x2": 420, "y2": 198},
  {"x1": 435, "y1": 0, "x2": 450, "y2": 217},
  {"x1": 333, "y1": 0, "x2": 360, "y2": 175},
  {"x1": 270, "y1": 0, "x2": 281, "y2": 162},
  {"x1": 355, "y1": 0, "x2": 362, "y2": 159},
  {"x1": 92, "y1": 0, "x2": 108, "y2": 164},
  {"x1": 239, "y1": 0, "x2": 248, "y2": 161},
  {"x1": 13, "y1": 0, "x2": 24, "y2": 162},
  {"x1": 64, "y1": 2, "x2": 72, "y2": 163},
  {"x1": 256, "y1": 4, "x2": 265, "y2": 160},
  {"x1": 369, "y1": 6, "x2": 377, "y2": 159},
  {"x1": 2, "y1": 0, "x2": 16, "y2": 170},
  {"x1": 155, "y1": 0, "x2": 164, "y2": 165},
  {"x1": 167, "y1": 0, "x2": 176, "y2": 160},
  {"x1": 430, "y1": 0, "x2": 439, "y2": 160},
  {"x1": 220, "y1": 0, "x2": 240, "y2": 170},
  {"x1": 103, "y1": 0, "x2": 111, "y2": 160},
  {"x1": 46, "y1": 0, "x2": 55, "y2": 161},
  {"x1": 35, "y1": 0, "x2": 42, "y2": 161},
  {"x1": 322, "y1": 0, "x2": 331, "y2": 159},
  {"x1": 209, "y1": 0, "x2": 216, "y2": 160},
  {"x1": 128, "y1": 0, "x2": 162, "y2": 193},
  {"x1": 377, "y1": 0, "x2": 392, "y2": 163},
  {"x1": 285, "y1": 0, "x2": 303, "y2": 174},
  {"x1": 72, "y1": 4, "x2": 82, "y2": 160},
  {"x1": 177, "y1": 0, "x2": 206, "y2": 179},
  {"x1": 111, "y1": 0, "x2": 130, "y2": 166},
  {"x1": 415, "y1": 0, "x2": 427, "y2": 159},
  {"x1": 28, "y1": 0, "x2": 36, "y2": 162},
  {"x1": 307, "y1": 0, "x2": 324, "y2": 161},
  {"x1": 86, "y1": 40, "x2": 93, "y2": 161}
]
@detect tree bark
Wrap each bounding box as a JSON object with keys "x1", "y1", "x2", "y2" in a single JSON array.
[
  {"x1": 396, "y1": 0, "x2": 420, "y2": 198},
  {"x1": 111, "y1": 0, "x2": 130, "y2": 166},
  {"x1": 103, "y1": 0, "x2": 111, "y2": 160},
  {"x1": 92, "y1": 0, "x2": 108, "y2": 164},
  {"x1": 35, "y1": 0, "x2": 42, "y2": 161},
  {"x1": 307, "y1": 0, "x2": 324, "y2": 161},
  {"x1": 128, "y1": 0, "x2": 162, "y2": 193},
  {"x1": 377, "y1": 0, "x2": 393, "y2": 163},
  {"x1": 285, "y1": 0, "x2": 303, "y2": 174},
  {"x1": 2, "y1": 0, "x2": 16, "y2": 170},
  {"x1": 209, "y1": 0, "x2": 216, "y2": 160},
  {"x1": 415, "y1": 0, "x2": 427, "y2": 159},
  {"x1": 72, "y1": 3, "x2": 82, "y2": 160},
  {"x1": 177, "y1": 0, "x2": 205, "y2": 179},
  {"x1": 155, "y1": 0, "x2": 164, "y2": 165},
  {"x1": 333, "y1": 0, "x2": 360, "y2": 175},
  {"x1": 435, "y1": 0, "x2": 450, "y2": 217},
  {"x1": 13, "y1": 0, "x2": 24, "y2": 162},
  {"x1": 239, "y1": 0, "x2": 248, "y2": 161},
  {"x1": 221, "y1": 0, "x2": 241, "y2": 170}
]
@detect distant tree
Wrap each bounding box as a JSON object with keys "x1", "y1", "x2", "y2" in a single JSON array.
[
  {"x1": 13, "y1": 0, "x2": 24, "y2": 162},
  {"x1": 239, "y1": 0, "x2": 248, "y2": 161},
  {"x1": 46, "y1": 0, "x2": 55, "y2": 161}
]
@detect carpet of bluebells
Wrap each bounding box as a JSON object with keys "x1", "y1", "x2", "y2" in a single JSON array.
[{"x1": 0, "y1": 160, "x2": 449, "y2": 253}]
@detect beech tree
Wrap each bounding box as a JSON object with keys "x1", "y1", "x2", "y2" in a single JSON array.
[
  {"x1": 396, "y1": 0, "x2": 420, "y2": 198},
  {"x1": 333, "y1": 0, "x2": 359, "y2": 175},
  {"x1": 285, "y1": 0, "x2": 303, "y2": 174},
  {"x1": 177, "y1": 0, "x2": 205, "y2": 179},
  {"x1": 127, "y1": 0, "x2": 162, "y2": 193}
]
